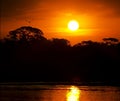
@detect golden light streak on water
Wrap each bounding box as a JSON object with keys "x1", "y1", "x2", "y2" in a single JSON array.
[{"x1": 66, "y1": 86, "x2": 81, "y2": 101}]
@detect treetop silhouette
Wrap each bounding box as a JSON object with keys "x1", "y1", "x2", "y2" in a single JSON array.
[
  {"x1": 0, "y1": 26, "x2": 120, "y2": 84},
  {"x1": 7, "y1": 26, "x2": 46, "y2": 42}
]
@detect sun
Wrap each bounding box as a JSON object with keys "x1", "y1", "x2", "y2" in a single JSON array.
[{"x1": 68, "y1": 20, "x2": 79, "y2": 31}]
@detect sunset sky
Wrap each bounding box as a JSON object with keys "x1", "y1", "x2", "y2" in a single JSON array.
[{"x1": 1, "y1": 0, "x2": 120, "y2": 45}]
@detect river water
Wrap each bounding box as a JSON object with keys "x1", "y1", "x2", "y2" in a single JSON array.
[{"x1": 0, "y1": 84, "x2": 120, "y2": 101}]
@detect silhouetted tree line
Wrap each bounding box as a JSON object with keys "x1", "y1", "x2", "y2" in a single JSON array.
[{"x1": 0, "y1": 26, "x2": 120, "y2": 85}]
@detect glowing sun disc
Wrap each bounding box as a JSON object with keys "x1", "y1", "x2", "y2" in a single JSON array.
[{"x1": 68, "y1": 20, "x2": 79, "y2": 31}]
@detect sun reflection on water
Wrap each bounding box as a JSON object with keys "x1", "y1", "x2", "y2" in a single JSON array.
[{"x1": 66, "y1": 86, "x2": 81, "y2": 101}]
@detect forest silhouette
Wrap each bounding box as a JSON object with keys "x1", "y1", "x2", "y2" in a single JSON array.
[{"x1": 0, "y1": 26, "x2": 120, "y2": 85}]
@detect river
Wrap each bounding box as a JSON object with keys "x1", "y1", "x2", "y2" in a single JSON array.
[{"x1": 0, "y1": 84, "x2": 120, "y2": 101}]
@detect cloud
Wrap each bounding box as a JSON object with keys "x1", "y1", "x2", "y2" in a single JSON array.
[
  {"x1": 1, "y1": 0, "x2": 120, "y2": 18},
  {"x1": 1, "y1": 0, "x2": 39, "y2": 17},
  {"x1": 97, "y1": 0, "x2": 120, "y2": 15}
]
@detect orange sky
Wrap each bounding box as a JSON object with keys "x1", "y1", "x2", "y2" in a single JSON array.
[{"x1": 1, "y1": 0, "x2": 120, "y2": 45}]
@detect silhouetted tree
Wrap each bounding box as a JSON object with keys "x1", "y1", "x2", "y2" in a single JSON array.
[
  {"x1": 103, "y1": 38, "x2": 119, "y2": 45},
  {"x1": 81, "y1": 40, "x2": 93, "y2": 46},
  {"x1": 1, "y1": 25, "x2": 120, "y2": 84},
  {"x1": 7, "y1": 26, "x2": 46, "y2": 42},
  {"x1": 50, "y1": 38, "x2": 71, "y2": 50},
  {"x1": 51, "y1": 38, "x2": 70, "y2": 46}
]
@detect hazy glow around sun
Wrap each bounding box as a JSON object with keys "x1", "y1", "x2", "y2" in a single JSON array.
[{"x1": 68, "y1": 20, "x2": 79, "y2": 31}]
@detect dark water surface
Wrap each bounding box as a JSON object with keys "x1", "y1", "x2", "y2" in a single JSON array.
[{"x1": 0, "y1": 84, "x2": 120, "y2": 101}]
